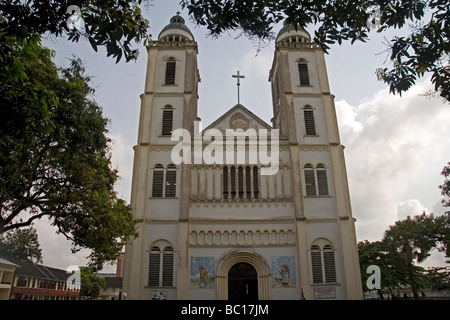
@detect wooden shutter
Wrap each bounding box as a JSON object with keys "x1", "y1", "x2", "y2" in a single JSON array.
[
  {"x1": 165, "y1": 165, "x2": 177, "y2": 197},
  {"x1": 323, "y1": 245, "x2": 337, "y2": 283},
  {"x1": 148, "y1": 249, "x2": 161, "y2": 286},
  {"x1": 152, "y1": 165, "x2": 164, "y2": 197},
  {"x1": 162, "y1": 107, "x2": 173, "y2": 136},
  {"x1": 162, "y1": 247, "x2": 174, "y2": 286},
  {"x1": 311, "y1": 245, "x2": 323, "y2": 284},
  {"x1": 165, "y1": 60, "x2": 176, "y2": 85},
  {"x1": 304, "y1": 108, "x2": 316, "y2": 136},
  {"x1": 304, "y1": 166, "x2": 316, "y2": 196},
  {"x1": 317, "y1": 169, "x2": 329, "y2": 195},
  {"x1": 298, "y1": 63, "x2": 310, "y2": 86}
]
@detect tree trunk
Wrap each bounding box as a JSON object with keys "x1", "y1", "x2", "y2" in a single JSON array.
[{"x1": 407, "y1": 261, "x2": 420, "y2": 300}]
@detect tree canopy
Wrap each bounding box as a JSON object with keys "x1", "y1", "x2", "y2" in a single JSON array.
[
  {"x1": 359, "y1": 211, "x2": 450, "y2": 299},
  {"x1": 181, "y1": 0, "x2": 450, "y2": 101},
  {"x1": 0, "y1": 35, "x2": 137, "y2": 270},
  {"x1": 0, "y1": 226, "x2": 43, "y2": 263},
  {"x1": 0, "y1": 0, "x2": 153, "y2": 63}
]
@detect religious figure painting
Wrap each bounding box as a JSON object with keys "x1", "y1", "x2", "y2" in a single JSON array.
[
  {"x1": 190, "y1": 257, "x2": 215, "y2": 288},
  {"x1": 271, "y1": 256, "x2": 296, "y2": 288}
]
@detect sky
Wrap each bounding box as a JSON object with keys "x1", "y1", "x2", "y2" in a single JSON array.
[{"x1": 34, "y1": 0, "x2": 450, "y2": 272}]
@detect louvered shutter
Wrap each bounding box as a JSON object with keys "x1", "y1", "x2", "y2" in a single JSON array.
[
  {"x1": 317, "y1": 169, "x2": 329, "y2": 195},
  {"x1": 311, "y1": 246, "x2": 323, "y2": 284},
  {"x1": 298, "y1": 63, "x2": 310, "y2": 86},
  {"x1": 152, "y1": 166, "x2": 164, "y2": 197},
  {"x1": 162, "y1": 248, "x2": 174, "y2": 286},
  {"x1": 165, "y1": 61, "x2": 176, "y2": 85},
  {"x1": 162, "y1": 108, "x2": 173, "y2": 136},
  {"x1": 323, "y1": 245, "x2": 337, "y2": 283},
  {"x1": 304, "y1": 109, "x2": 316, "y2": 135},
  {"x1": 305, "y1": 169, "x2": 316, "y2": 196},
  {"x1": 165, "y1": 165, "x2": 177, "y2": 197},
  {"x1": 148, "y1": 251, "x2": 160, "y2": 286}
]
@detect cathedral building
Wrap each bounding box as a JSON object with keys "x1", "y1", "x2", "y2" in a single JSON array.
[{"x1": 122, "y1": 14, "x2": 363, "y2": 300}]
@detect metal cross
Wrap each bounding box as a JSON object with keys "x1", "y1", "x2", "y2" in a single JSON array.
[{"x1": 232, "y1": 71, "x2": 245, "y2": 104}]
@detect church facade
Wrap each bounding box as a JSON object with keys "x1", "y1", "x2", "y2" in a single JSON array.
[{"x1": 122, "y1": 14, "x2": 363, "y2": 300}]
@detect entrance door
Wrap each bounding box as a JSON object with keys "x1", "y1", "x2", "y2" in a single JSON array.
[{"x1": 228, "y1": 262, "x2": 258, "y2": 300}]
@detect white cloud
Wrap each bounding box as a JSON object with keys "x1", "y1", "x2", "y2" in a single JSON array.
[
  {"x1": 396, "y1": 199, "x2": 428, "y2": 221},
  {"x1": 336, "y1": 77, "x2": 450, "y2": 245}
]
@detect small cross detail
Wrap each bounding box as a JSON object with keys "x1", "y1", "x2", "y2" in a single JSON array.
[{"x1": 232, "y1": 71, "x2": 245, "y2": 104}]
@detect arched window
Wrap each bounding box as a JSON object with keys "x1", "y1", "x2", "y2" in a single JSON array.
[
  {"x1": 310, "y1": 240, "x2": 337, "y2": 284},
  {"x1": 152, "y1": 164, "x2": 164, "y2": 197},
  {"x1": 165, "y1": 164, "x2": 177, "y2": 197},
  {"x1": 165, "y1": 59, "x2": 176, "y2": 85},
  {"x1": 303, "y1": 105, "x2": 316, "y2": 136},
  {"x1": 148, "y1": 241, "x2": 174, "y2": 287},
  {"x1": 152, "y1": 164, "x2": 177, "y2": 198},
  {"x1": 304, "y1": 163, "x2": 329, "y2": 196},
  {"x1": 316, "y1": 164, "x2": 329, "y2": 196},
  {"x1": 162, "y1": 106, "x2": 173, "y2": 136},
  {"x1": 298, "y1": 60, "x2": 310, "y2": 86},
  {"x1": 304, "y1": 163, "x2": 316, "y2": 196}
]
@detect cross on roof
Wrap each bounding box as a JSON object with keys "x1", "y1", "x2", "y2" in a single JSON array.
[{"x1": 232, "y1": 71, "x2": 245, "y2": 104}]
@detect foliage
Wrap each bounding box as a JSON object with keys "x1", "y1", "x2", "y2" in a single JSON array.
[
  {"x1": 181, "y1": 0, "x2": 450, "y2": 101},
  {"x1": 425, "y1": 266, "x2": 450, "y2": 291},
  {"x1": 0, "y1": 0, "x2": 153, "y2": 63},
  {"x1": 359, "y1": 212, "x2": 450, "y2": 299},
  {"x1": 439, "y1": 162, "x2": 450, "y2": 211},
  {"x1": 0, "y1": 225, "x2": 42, "y2": 263},
  {"x1": 80, "y1": 266, "x2": 106, "y2": 299},
  {"x1": 0, "y1": 35, "x2": 137, "y2": 270}
]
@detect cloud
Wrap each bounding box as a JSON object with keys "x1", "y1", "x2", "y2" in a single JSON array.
[
  {"x1": 396, "y1": 199, "x2": 428, "y2": 221},
  {"x1": 336, "y1": 77, "x2": 450, "y2": 243}
]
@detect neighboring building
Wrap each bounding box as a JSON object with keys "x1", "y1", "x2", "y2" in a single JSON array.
[
  {"x1": 123, "y1": 14, "x2": 362, "y2": 300},
  {"x1": 98, "y1": 276, "x2": 124, "y2": 300},
  {"x1": 116, "y1": 252, "x2": 125, "y2": 277},
  {"x1": 7, "y1": 259, "x2": 80, "y2": 300},
  {"x1": 0, "y1": 258, "x2": 18, "y2": 300}
]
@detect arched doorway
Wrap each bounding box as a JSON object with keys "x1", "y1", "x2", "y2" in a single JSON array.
[
  {"x1": 216, "y1": 250, "x2": 271, "y2": 300},
  {"x1": 228, "y1": 262, "x2": 258, "y2": 300}
]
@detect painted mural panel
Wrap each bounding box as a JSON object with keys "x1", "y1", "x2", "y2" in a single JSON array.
[
  {"x1": 190, "y1": 257, "x2": 215, "y2": 288},
  {"x1": 271, "y1": 256, "x2": 296, "y2": 288}
]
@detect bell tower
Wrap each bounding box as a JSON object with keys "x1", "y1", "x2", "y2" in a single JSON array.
[
  {"x1": 123, "y1": 13, "x2": 200, "y2": 299},
  {"x1": 269, "y1": 24, "x2": 363, "y2": 299}
]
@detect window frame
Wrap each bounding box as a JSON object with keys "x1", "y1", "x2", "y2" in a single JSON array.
[
  {"x1": 151, "y1": 164, "x2": 177, "y2": 198},
  {"x1": 298, "y1": 61, "x2": 311, "y2": 86},
  {"x1": 303, "y1": 105, "x2": 317, "y2": 136},
  {"x1": 310, "y1": 241, "x2": 337, "y2": 284},
  {"x1": 148, "y1": 244, "x2": 175, "y2": 287},
  {"x1": 303, "y1": 163, "x2": 330, "y2": 197},
  {"x1": 165, "y1": 59, "x2": 176, "y2": 85},
  {"x1": 161, "y1": 106, "x2": 174, "y2": 136}
]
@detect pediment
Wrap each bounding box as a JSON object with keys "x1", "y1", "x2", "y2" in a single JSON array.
[{"x1": 203, "y1": 104, "x2": 273, "y2": 133}]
